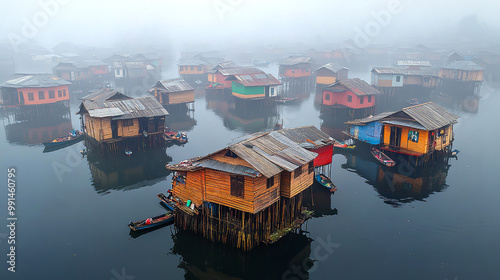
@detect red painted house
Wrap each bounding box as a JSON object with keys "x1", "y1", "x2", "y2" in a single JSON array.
[
  {"x1": 0, "y1": 74, "x2": 71, "y2": 107},
  {"x1": 323, "y1": 78, "x2": 379, "y2": 110},
  {"x1": 84, "y1": 60, "x2": 110, "y2": 76},
  {"x1": 279, "y1": 57, "x2": 313, "y2": 78}
]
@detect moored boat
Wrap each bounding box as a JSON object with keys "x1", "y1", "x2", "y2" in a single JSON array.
[
  {"x1": 333, "y1": 139, "x2": 356, "y2": 150},
  {"x1": 157, "y1": 192, "x2": 176, "y2": 211},
  {"x1": 314, "y1": 173, "x2": 337, "y2": 192},
  {"x1": 42, "y1": 130, "x2": 84, "y2": 147},
  {"x1": 128, "y1": 212, "x2": 174, "y2": 231},
  {"x1": 371, "y1": 147, "x2": 395, "y2": 167}
]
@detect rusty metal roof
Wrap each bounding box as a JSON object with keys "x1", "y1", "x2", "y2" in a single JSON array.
[
  {"x1": 317, "y1": 63, "x2": 347, "y2": 73},
  {"x1": 1, "y1": 74, "x2": 71, "y2": 88},
  {"x1": 276, "y1": 126, "x2": 333, "y2": 148},
  {"x1": 401, "y1": 102, "x2": 459, "y2": 130},
  {"x1": 82, "y1": 96, "x2": 168, "y2": 119},
  {"x1": 166, "y1": 129, "x2": 318, "y2": 178},
  {"x1": 155, "y1": 78, "x2": 194, "y2": 93},
  {"x1": 228, "y1": 73, "x2": 281, "y2": 87},
  {"x1": 326, "y1": 78, "x2": 380, "y2": 96}
]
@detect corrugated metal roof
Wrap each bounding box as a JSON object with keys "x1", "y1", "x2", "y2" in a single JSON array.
[
  {"x1": 213, "y1": 61, "x2": 240, "y2": 70},
  {"x1": 167, "y1": 128, "x2": 318, "y2": 178},
  {"x1": 276, "y1": 126, "x2": 333, "y2": 147},
  {"x1": 401, "y1": 102, "x2": 459, "y2": 130},
  {"x1": 317, "y1": 63, "x2": 347, "y2": 73},
  {"x1": 81, "y1": 96, "x2": 168, "y2": 120},
  {"x1": 53, "y1": 61, "x2": 90, "y2": 70},
  {"x1": 1, "y1": 74, "x2": 71, "y2": 88},
  {"x1": 382, "y1": 120, "x2": 427, "y2": 130},
  {"x1": 372, "y1": 67, "x2": 405, "y2": 74},
  {"x1": 156, "y1": 78, "x2": 194, "y2": 93},
  {"x1": 441, "y1": 61, "x2": 483, "y2": 71},
  {"x1": 88, "y1": 107, "x2": 124, "y2": 118},
  {"x1": 280, "y1": 57, "x2": 312, "y2": 66},
  {"x1": 229, "y1": 73, "x2": 281, "y2": 87},
  {"x1": 82, "y1": 89, "x2": 130, "y2": 101},
  {"x1": 346, "y1": 111, "x2": 396, "y2": 125},
  {"x1": 178, "y1": 60, "x2": 206, "y2": 66},
  {"x1": 196, "y1": 159, "x2": 259, "y2": 178},
  {"x1": 218, "y1": 67, "x2": 264, "y2": 76},
  {"x1": 326, "y1": 78, "x2": 380, "y2": 96}
]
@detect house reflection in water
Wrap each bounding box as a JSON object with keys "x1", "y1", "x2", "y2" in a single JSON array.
[
  {"x1": 171, "y1": 230, "x2": 313, "y2": 280},
  {"x1": 4, "y1": 115, "x2": 72, "y2": 145},
  {"x1": 342, "y1": 150, "x2": 450, "y2": 206},
  {"x1": 86, "y1": 148, "x2": 171, "y2": 194}
]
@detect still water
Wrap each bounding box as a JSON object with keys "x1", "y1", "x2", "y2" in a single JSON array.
[{"x1": 1, "y1": 77, "x2": 499, "y2": 280}]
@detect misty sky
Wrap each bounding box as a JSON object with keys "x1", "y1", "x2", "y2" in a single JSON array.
[{"x1": 1, "y1": 0, "x2": 498, "y2": 51}]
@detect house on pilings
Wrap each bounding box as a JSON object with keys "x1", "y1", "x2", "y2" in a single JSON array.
[
  {"x1": 77, "y1": 89, "x2": 169, "y2": 155},
  {"x1": 166, "y1": 129, "x2": 319, "y2": 250},
  {"x1": 315, "y1": 63, "x2": 348, "y2": 89},
  {"x1": 345, "y1": 102, "x2": 459, "y2": 165},
  {"x1": 207, "y1": 64, "x2": 265, "y2": 93},
  {"x1": 150, "y1": 78, "x2": 195, "y2": 113},
  {"x1": 322, "y1": 78, "x2": 379, "y2": 118},
  {"x1": 226, "y1": 72, "x2": 281, "y2": 106}
]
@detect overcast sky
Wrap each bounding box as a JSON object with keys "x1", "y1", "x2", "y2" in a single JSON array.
[{"x1": 1, "y1": 0, "x2": 498, "y2": 52}]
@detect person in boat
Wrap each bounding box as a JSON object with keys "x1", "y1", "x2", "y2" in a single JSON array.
[
  {"x1": 167, "y1": 189, "x2": 173, "y2": 200},
  {"x1": 145, "y1": 218, "x2": 153, "y2": 225}
]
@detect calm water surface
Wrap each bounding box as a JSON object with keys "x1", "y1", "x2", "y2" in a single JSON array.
[{"x1": 1, "y1": 76, "x2": 499, "y2": 280}]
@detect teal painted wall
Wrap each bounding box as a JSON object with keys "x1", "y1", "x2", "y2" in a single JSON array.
[{"x1": 232, "y1": 82, "x2": 265, "y2": 96}]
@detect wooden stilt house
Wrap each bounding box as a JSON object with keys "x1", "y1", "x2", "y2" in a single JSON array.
[
  {"x1": 150, "y1": 78, "x2": 194, "y2": 112},
  {"x1": 316, "y1": 63, "x2": 348, "y2": 87},
  {"x1": 279, "y1": 57, "x2": 313, "y2": 79},
  {"x1": 208, "y1": 66, "x2": 265, "y2": 90},
  {"x1": 322, "y1": 78, "x2": 379, "y2": 117},
  {"x1": 226, "y1": 73, "x2": 281, "y2": 100},
  {"x1": 0, "y1": 74, "x2": 71, "y2": 108},
  {"x1": 77, "y1": 89, "x2": 169, "y2": 154},
  {"x1": 166, "y1": 130, "x2": 318, "y2": 250}
]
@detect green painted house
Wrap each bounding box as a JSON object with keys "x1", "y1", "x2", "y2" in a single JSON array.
[{"x1": 227, "y1": 73, "x2": 281, "y2": 100}]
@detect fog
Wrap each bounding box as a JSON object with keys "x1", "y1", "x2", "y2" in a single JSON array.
[{"x1": 1, "y1": 0, "x2": 499, "y2": 55}]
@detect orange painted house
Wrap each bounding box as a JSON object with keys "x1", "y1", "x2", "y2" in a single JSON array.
[
  {"x1": 53, "y1": 61, "x2": 92, "y2": 82},
  {"x1": 279, "y1": 57, "x2": 313, "y2": 78},
  {"x1": 322, "y1": 78, "x2": 379, "y2": 110},
  {"x1": 1, "y1": 74, "x2": 71, "y2": 107}
]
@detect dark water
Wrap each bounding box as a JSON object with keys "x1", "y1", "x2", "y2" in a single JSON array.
[{"x1": 1, "y1": 75, "x2": 500, "y2": 280}]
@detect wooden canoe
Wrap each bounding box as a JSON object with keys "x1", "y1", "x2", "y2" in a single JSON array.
[
  {"x1": 157, "y1": 193, "x2": 176, "y2": 211},
  {"x1": 371, "y1": 147, "x2": 395, "y2": 167},
  {"x1": 42, "y1": 133, "x2": 84, "y2": 147},
  {"x1": 128, "y1": 212, "x2": 174, "y2": 231},
  {"x1": 314, "y1": 173, "x2": 337, "y2": 192}
]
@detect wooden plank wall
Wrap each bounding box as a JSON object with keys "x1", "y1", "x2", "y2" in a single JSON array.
[
  {"x1": 204, "y1": 169, "x2": 255, "y2": 213},
  {"x1": 85, "y1": 115, "x2": 112, "y2": 141},
  {"x1": 174, "y1": 170, "x2": 204, "y2": 207},
  {"x1": 169, "y1": 90, "x2": 194, "y2": 105},
  {"x1": 118, "y1": 119, "x2": 140, "y2": 137},
  {"x1": 280, "y1": 163, "x2": 314, "y2": 198},
  {"x1": 209, "y1": 150, "x2": 255, "y2": 169},
  {"x1": 433, "y1": 125, "x2": 453, "y2": 151},
  {"x1": 253, "y1": 175, "x2": 280, "y2": 213},
  {"x1": 383, "y1": 125, "x2": 429, "y2": 154}
]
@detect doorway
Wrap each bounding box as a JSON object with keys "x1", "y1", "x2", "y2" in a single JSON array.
[{"x1": 389, "y1": 126, "x2": 402, "y2": 147}]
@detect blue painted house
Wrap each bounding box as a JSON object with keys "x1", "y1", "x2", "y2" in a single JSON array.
[{"x1": 345, "y1": 111, "x2": 395, "y2": 145}]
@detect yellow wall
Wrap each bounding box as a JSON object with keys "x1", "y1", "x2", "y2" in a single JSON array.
[
  {"x1": 434, "y1": 125, "x2": 453, "y2": 151},
  {"x1": 118, "y1": 119, "x2": 139, "y2": 137},
  {"x1": 316, "y1": 76, "x2": 337, "y2": 85},
  {"x1": 383, "y1": 125, "x2": 429, "y2": 154},
  {"x1": 179, "y1": 65, "x2": 208, "y2": 75},
  {"x1": 85, "y1": 115, "x2": 112, "y2": 141}
]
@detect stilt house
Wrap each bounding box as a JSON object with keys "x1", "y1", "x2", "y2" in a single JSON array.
[
  {"x1": 322, "y1": 78, "x2": 379, "y2": 115},
  {"x1": 166, "y1": 130, "x2": 318, "y2": 250},
  {"x1": 316, "y1": 63, "x2": 348, "y2": 86},
  {"x1": 150, "y1": 78, "x2": 194, "y2": 109},
  {"x1": 227, "y1": 73, "x2": 281, "y2": 100}
]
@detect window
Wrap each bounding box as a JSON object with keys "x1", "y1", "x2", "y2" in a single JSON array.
[
  {"x1": 123, "y1": 119, "x2": 134, "y2": 127},
  {"x1": 325, "y1": 93, "x2": 330, "y2": 101},
  {"x1": 396, "y1": 75, "x2": 401, "y2": 82},
  {"x1": 271, "y1": 87, "x2": 275, "y2": 95},
  {"x1": 58, "y1": 90, "x2": 62, "y2": 97},
  {"x1": 267, "y1": 176, "x2": 274, "y2": 189},
  {"x1": 197, "y1": 66, "x2": 201, "y2": 71},
  {"x1": 360, "y1": 96, "x2": 364, "y2": 104},
  {"x1": 308, "y1": 162, "x2": 314, "y2": 174},
  {"x1": 179, "y1": 66, "x2": 183, "y2": 71},
  {"x1": 368, "y1": 95, "x2": 372, "y2": 102},
  {"x1": 230, "y1": 175, "x2": 244, "y2": 198},
  {"x1": 49, "y1": 90, "x2": 55, "y2": 99},
  {"x1": 63, "y1": 89, "x2": 67, "y2": 96},
  {"x1": 190, "y1": 66, "x2": 194, "y2": 71},
  {"x1": 38, "y1": 91, "x2": 45, "y2": 100},
  {"x1": 28, "y1": 92, "x2": 34, "y2": 101},
  {"x1": 294, "y1": 166, "x2": 302, "y2": 179},
  {"x1": 347, "y1": 95, "x2": 352, "y2": 102}
]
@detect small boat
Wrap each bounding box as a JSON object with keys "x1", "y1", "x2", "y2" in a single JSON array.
[
  {"x1": 128, "y1": 212, "x2": 174, "y2": 231},
  {"x1": 164, "y1": 128, "x2": 188, "y2": 144},
  {"x1": 275, "y1": 97, "x2": 298, "y2": 104},
  {"x1": 42, "y1": 130, "x2": 84, "y2": 147},
  {"x1": 157, "y1": 192, "x2": 176, "y2": 211},
  {"x1": 334, "y1": 140, "x2": 356, "y2": 150},
  {"x1": 314, "y1": 173, "x2": 337, "y2": 192},
  {"x1": 371, "y1": 147, "x2": 395, "y2": 167}
]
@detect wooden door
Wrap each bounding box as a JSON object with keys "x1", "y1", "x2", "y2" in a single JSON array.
[{"x1": 390, "y1": 126, "x2": 401, "y2": 147}]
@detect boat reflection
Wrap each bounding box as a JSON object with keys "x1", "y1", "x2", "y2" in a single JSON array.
[
  {"x1": 171, "y1": 230, "x2": 313, "y2": 280},
  {"x1": 303, "y1": 182, "x2": 339, "y2": 217},
  {"x1": 86, "y1": 147, "x2": 172, "y2": 194},
  {"x1": 341, "y1": 148, "x2": 450, "y2": 206}
]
